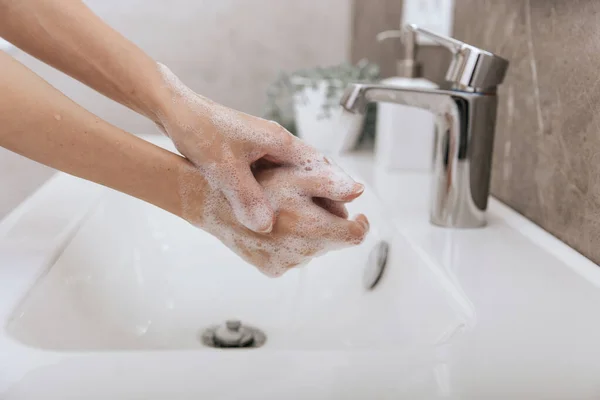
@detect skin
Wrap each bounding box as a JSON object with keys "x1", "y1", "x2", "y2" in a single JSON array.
[
  {"x1": 0, "y1": 51, "x2": 369, "y2": 276},
  {"x1": 0, "y1": 0, "x2": 365, "y2": 234},
  {"x1": 0, "y1": 0, "x2": 370, "y2": 275},
  {"x1": 196, "y1": 166, "x2": 370, "y2": 276},
  {"x1": 0, "y1": 51, "x2": 192, "y2": 221}
]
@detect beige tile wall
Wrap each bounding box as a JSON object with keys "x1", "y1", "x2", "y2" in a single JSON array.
[
  {"x1": 453, "y1": 0, "x2": 600, "y2": 263},
  {"x1": 0, "y1": 0, "x2": 353, "y2": 219}
]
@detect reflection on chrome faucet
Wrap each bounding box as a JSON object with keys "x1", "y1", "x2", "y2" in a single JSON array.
[{"x1": 341, "y1": 24, "x2": 509, "y2": 229}]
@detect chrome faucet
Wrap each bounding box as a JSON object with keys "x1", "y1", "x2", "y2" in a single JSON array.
[{"x1": 341, "y1": 25, "x2": 509, "y2": 228}]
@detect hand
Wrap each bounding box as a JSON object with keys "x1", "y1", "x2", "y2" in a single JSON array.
[
  {"x1": 155, "y1": 63, "x2": 364, "y2": 234},
  {"x1": 180, "y1": 164, "x2": 370, "y2": 277}
]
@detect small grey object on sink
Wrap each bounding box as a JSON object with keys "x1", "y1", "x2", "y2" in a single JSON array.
[
  {"x1": 363, "y1": 241, "x2": 389, "y2": 290},
  {"x1": 200, "y1": 320, "x2": 267, "y2": 349}
]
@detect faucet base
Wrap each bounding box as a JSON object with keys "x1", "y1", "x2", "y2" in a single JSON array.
[{"x1": 430, "y1": 218, "x2": 487, "y2": 230}]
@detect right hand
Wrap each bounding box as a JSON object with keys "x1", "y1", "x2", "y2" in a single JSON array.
[{"x1": 180, "y1": 164, "x2": 370, "y2": 277}]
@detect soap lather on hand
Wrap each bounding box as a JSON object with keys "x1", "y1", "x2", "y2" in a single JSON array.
[
  {"x1": 157, "y1": 63, "x2": 370, "y2": 276},
  {"x1": 180, "y1": 150, "x2": 370, "y2": 277}
]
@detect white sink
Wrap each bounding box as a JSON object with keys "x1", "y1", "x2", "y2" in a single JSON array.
[
  {"x1": 2, "y1": 137, "x2": 600, "y2": 399},
  {"x1": 5, "y1": 184, "x2": 464, "y2": 353}
]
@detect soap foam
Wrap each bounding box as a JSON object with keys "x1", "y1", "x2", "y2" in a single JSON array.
[
  {"x1": 179, "y1": 164, "x2": 368, "y2": 277},
  {"x1": 158, "y1": 63, "x2": 368, "y2": 276}
]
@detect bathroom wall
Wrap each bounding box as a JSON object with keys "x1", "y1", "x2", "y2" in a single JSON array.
[
  {"x1": 350, "y1": 0, "x2": 450, "y2": 83},
  {"x1": 0, "y1": 0, "x2": 352, "y2": 219},
  {"x1": 352, "y1": 0, "x2": 600, "y2": 264},
  {"x1": 453, "y1": 0, "x2": 600, "y2": 264}
]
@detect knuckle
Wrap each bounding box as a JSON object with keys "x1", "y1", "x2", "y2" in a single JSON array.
[
  {"x1": 271, "y1": 123, "x2": 292, "y2": 142},
  {"x1": 345, "y1": 221, "x2": 368, "y2": 244}
]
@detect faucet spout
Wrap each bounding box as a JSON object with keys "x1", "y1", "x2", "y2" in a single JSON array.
[
  {"x1": 341, "y1": 83, "x2": 458, "y2": 116},
  {"x1": 341, "y1": 83, "x2": 499, "y2": 228}
]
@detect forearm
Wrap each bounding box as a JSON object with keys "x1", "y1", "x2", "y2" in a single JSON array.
[
  {"x1": 0, "y1": 0, "x2": 173, "y2": 123},
  {"x1": 0, "y1": 51, "x2": 204, "y2": 220}
]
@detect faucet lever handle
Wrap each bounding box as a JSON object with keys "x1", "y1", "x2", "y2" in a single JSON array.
[
  {"x1": 406, "y1": 24, "x2": 509, "y2": 92},
  {"x1": 406, "y1": 24, "x2": 464, "y2": 54},
  {"x1": 376, "y1": 30, "x2": 403, "y2": 42},
  {"x1": 376, "y1": 29, "x2": 421, "y2": 78}
]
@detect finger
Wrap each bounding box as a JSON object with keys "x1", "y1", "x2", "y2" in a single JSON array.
[
  {"x1": 221, "y1": 166, "x2": 276, "y2": 233},
  {"x1": 261, "y1": 121, "x2": 316, "y2": 163},
  {"x1": 339, "y1": 214, "x2": 370, "y2": 245},
  {"x1": 323, "y1": 213, "x2": 369, "y2": 246},
  {"x1": 263, "y1": 122, "x2": 364, "y2": 201},
  {"x1": 306, "y1": 206, "x2": 370, "y2": 246},
  {"x1": 263, "y1": 123, "x2": 337, "y2": 169},
  {"x1": 298, "y1": 173, "x2": 364, "y2": 202},
  {"x1": 312, "y1": 197, "x2": 349, "y2": 219}
]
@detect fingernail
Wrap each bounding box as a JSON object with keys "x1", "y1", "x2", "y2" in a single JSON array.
[
  {"x1": 258, "y1": 213, "x2": 276, "y2": 233},
  {"x1": 256, "y1": 219, "x2": 274, "y2": 234},
  {"x1": 354, "y1": 183, "x2": 365, "y2": 194},
  {"x1": 357, "y1": 215, "x2": 370, "y2": 230}
]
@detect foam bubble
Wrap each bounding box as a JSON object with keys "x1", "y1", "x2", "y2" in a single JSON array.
[{"x1": 179, "y1": 164, "x2": 368, "y2": 277}]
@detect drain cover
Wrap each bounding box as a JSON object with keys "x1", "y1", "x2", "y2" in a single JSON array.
[
  {"x1": 200, "y1": 320, "x2": 267, "y2": 349},
  {"x1": 363, "y1": 241, "x2": 389, "y2": 290}
]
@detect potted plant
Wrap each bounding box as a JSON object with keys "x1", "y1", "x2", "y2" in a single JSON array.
[{"x1": 264, "y1": 59, "x2": 379, "y2": 152}]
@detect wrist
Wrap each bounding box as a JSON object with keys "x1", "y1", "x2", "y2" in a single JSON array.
[
  {"x1": 175, "y1": 161, "x2": 209, "y2": 226},
  {"x1": 144, "y1": 72, "x2": 179, "y2": 132},
  {"x1": 151, "y1": 62, "x2": 211, "y2": 137}
]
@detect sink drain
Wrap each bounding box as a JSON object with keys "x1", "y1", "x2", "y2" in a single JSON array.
[
  {"x1": 200, "y1": 320, "x2": 267, "y2": 349},
  {"x1": 363, "y1": 240, "x2": 389, "y2": 290}
]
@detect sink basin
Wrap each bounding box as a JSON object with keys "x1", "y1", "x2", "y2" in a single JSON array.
[
  {"x1": 2, "y1": 137, "x2": 600, "y2": 399},
  {"x1": 5, "y1": 184, "x2": 465, "y2": 352}
]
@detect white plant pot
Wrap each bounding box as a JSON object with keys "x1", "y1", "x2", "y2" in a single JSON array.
[{"x1": 292, "y1": 78, "x2": 365, "y2": 153}]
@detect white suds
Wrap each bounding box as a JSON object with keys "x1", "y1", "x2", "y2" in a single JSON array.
[{"x1": 158, "y1": 63, "x2": 369, "y2": 276}]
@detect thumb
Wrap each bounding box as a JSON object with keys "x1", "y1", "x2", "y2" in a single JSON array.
[{"x1": 222, "y1": 167, "x2": 275, "y2": 233}]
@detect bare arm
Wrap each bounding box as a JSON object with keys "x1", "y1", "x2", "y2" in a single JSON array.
[
  {"x1": 0, "y1": 0, "x2": 170, "y2": 123},
  {"x1": 0, "y1": 50, "x2": 199, "y2": 220}
]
